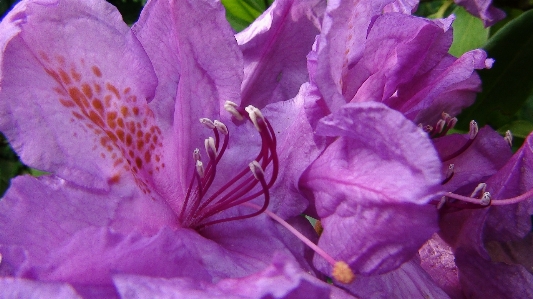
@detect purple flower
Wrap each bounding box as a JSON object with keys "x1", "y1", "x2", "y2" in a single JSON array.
[
  {"x1": 423, "y1": 128, "x2": 533, "y2": 298},
  {"x1": 306, "y1": 1, "x2": 493, "y2": 126},
  {"x1": 297, "y1": 0, "x2": 505, "y2": 297},
  {"x1": 0, "y1": 0, "x2": 343, "y2": 297}
]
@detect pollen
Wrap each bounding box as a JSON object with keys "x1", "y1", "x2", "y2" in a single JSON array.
[{"x1": 332, "y1": 261, "x2": 355, "y2": 284}]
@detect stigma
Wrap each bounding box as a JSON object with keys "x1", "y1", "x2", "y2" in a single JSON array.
[{"x1": 178, "y1": 102, "x2": 278, "y2": 230}]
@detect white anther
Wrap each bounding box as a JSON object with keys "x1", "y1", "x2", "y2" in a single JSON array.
[
  {"x1": 470, "y1": 183, "x2": 487, "y2": 198},
  {"x1": 213, "y1": 120, "x2": 228, "y2": 135},
  {"x1": 480, "y1": 192, "x2": 491, "y2": 206},
  {"x1": 249, "y1": 160, "x2": 265, "y2": 180},
  {"x1": 193, "y1": 148, "x2": 201, "y2": 161},
  {"x1": 204, "y1": 137, "x2": 217, "y2": 160},
  {"x1": 435, "y1": 119, "x2": 446, "y2": 134},
  {"x1": 437, "y1": 196, "x2": 447, "y2": 209},
  {"x1": 224, "y1": 101, "x2": 244, "y2": 121},
  {"x1": 504, "y1": 130, "x2": 513, "y2": 147},
  {"x1": 447, "y1": 117, "x2": 458, "y2": 130},
  {"x1": 469, "y1": 120, "x2": 478, "y2": 139},
  {"x1": 196, "y1": 160, "x2": 205, "y2": 178},
  {"x1": 445, "y1": 164, "x2": 455, "y2": 178},
  {"x1": 245, "y1": 105, "x2": 265, "y2": 132},
  {"x1": 442, "y1": 112, "x2": 451, "y2": 121},
  {"x1": 422, "y1": 125, "x2": 433, "y2": 133},
  {"x1": 200, "y1": 118, "x2": 216, "y2": 129}
]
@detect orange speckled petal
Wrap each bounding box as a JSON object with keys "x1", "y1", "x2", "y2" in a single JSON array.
[{"x1": 0, "y1": 0, "x2": 163, "y2": 194}]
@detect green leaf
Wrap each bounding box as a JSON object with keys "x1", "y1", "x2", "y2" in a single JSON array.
[
  {"x1": 222, "y1": 0, "x2": 271, "y2": 32},
  {"x1": 449, "y1": 6, "x2": 489, "y2": 57},
  {"x1": 498, "y1": 120, "x2": 533, "y2": 139},
  {"x1": 415, "y1": 0, "x2": 453, "y2": 19},
  {"x1": 456, "y1": 9, "x2": 533, "y2": 133}
]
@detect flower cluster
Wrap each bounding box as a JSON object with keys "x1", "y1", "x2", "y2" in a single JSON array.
[{"x1": 0, "y1": 0, "x2": 530, "y2": 298}]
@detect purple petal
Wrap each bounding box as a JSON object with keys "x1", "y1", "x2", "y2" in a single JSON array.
[
  {"x1": 383, "y1": 0, "x2": 419, "y2": 14},
  {"x1": 419, "y1": 234, "x2": 462, "y2": 299},
  {"x1": 484, "y1": 132, "x2": 533, "y2": 241},
  {"x1": 345, "y1": 13, "x2": 452, "y2": 103},
  {"x1": 300, "y1": 102, "x2": 442, "y2": 275},
  {"x1": 0, "y1": 278, "x2": 82, "y2": 299},
  {"x1": 433, "y1": 126, "x2": 513, "y2": 193},
  {"x1": 113, "y1": 254, "x2": 334, "y2": 299},
  {"x1": 454, "y1": 0, "x2": 506, "y2": 27},
  {"x1": 342, "y1": 258, "x2": 450, "y2": 299},
  {"x1": 237, "y1": 0, "x2": 324, "y2": 108},
  {"x1": 312, "y1": 0, "x2": 395, "y2": 112},
  {"x1": 455, "y1": 248, "x2": 533, "y2": 298},
  {"x1": 391, "y1": 49, "x2": 490, "y2": 125},
  {"x1": 132, "y1": 0, "x2": 244, "y2": 211},
  {"x1": 0, "y1": 0, "x2": 168, "y2": 195},
  {"x1": 0, "y1": 175, "x2": 176, "y2": 275}
]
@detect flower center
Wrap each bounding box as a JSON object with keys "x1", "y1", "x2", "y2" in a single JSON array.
[{"x1": 178, "y1": 102, "x2": 278, "y2": 230}]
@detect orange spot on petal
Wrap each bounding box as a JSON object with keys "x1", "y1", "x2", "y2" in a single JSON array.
[
  {"x1": 82, "y1": 83, "x2": 93, "y2": 99},
  {"x1": 135, "y1": 157, "x2": 143, "y2": 169},
  {"x1": 120, "y1": 106, "x2": 129, "y2": 117},
  {"x1": 106, "y1": 83, "x2": 121, "y2": 100},
  {"x1": 92, "y1": 65, "x2": 102, "y2": 78},
  {"x1": 108, "y1": 174, "x2": 121, "y2": 184},
  {"x1": 59, "y1": 98, "x2": 75, "y2": 108},
  {"x1": 71, "y1": 68, "x2": 82, "y2": 82},
  {"x1": 58, "y1": 69, "x2": 72, "y2": 85},
  {"x1": 92, "y1": 99, "x2": 104, "y2": 116}
]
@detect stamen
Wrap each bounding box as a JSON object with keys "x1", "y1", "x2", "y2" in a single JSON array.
[
  {"x1": 196, "y1": 160, "x2": 205, "y2": 178},
  {"x1": 441, "y1": 119, "x2": 479, "y2": 162},
  {"x1": 446, "y1": 117, "x2": 458, "y2": 131},
  {"x1": 224, "y1": 101, "x2": 244, "y2": 121},
  {"x1": 245, "y1": 105, "x2": 265, "y2": 132},
  {"x1": 470, "y1": 183, "x2": 486, "y2": 198},
  {"x1": 437, "y1": 196, "x2": 447, "y2": 209},
  {"x1": 434, "y1": 119, "x2": 446, "y2": 135},
  {"x1": 480, "y1": 192, "x2": 491, "y2": 206},
  {"x1": 504, "y1": 130, "x2": 513, "y2": 147},
  {"x1": 204, "y1": 137, "x2": 217, "y2": 160},
  {"x1": 179, "y1": 105, "x2": 279, "y2": 229},
  {"x1": 441, "y1": 164, "x2": 454, "y2": 185},
  {"x1": 195, "y1": 160, "x2": 270, "y2": 229},
  {"x1": 422, "y1": 125, "x2": 433, "y2": 133},
  {"x1": 200, "y1": 117, "x2": 216, "y2": 129},
  {"x1": 193, "y1": 148, "x2": 201, "y2": 161},
  {"x1": 469, "y1": 120, "x2": 478, "y2": 139},
  {"x1": 242, "y1": 202, "x2": 355, "y2": 284},
  {"x1": 249, "y1": 160, "x2": 264, "y2": 180},
  {"x1": 214, "y1": 120, "x2": 228, "y2": 135}
]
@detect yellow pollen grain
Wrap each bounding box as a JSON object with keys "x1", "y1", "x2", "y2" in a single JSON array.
[{"x1": 332, "y1": 261, "x2": 355, "y2": 284}]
